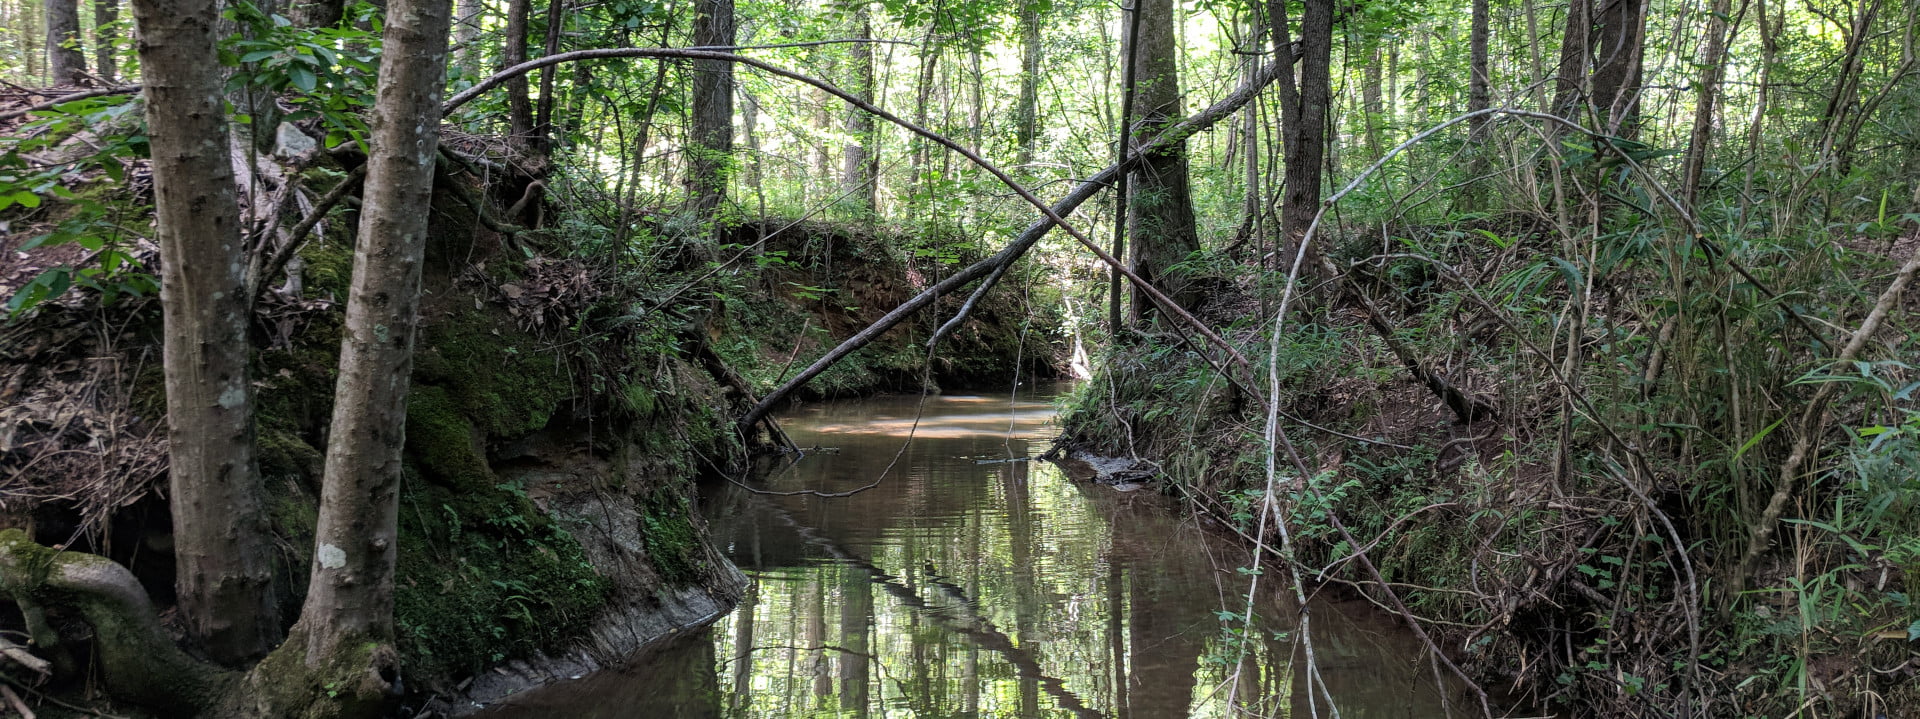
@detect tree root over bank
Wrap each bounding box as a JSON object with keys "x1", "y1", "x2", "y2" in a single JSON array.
[{"x1": 0, "y1": 530, "x2": 396, "y2": 718}]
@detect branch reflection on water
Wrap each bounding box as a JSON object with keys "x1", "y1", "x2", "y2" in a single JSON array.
[{"x1": 473, "y1": 389, "x2": 1463, "y2": 718}]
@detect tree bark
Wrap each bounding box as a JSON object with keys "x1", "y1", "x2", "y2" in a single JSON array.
[
  {"x1": 295, "y1": 0, "x2": 451, "y2": 679},
  {"x1": 1551, "y1": 0, "x2": 1592, "y2": 121},
  {"x1": 1362, "y1": 42, "x2": 1383, "y2": 160},
  {"x1": 531, "y1": 0, "x2": 566, "y2": 150},
  {"x1": 1681, "y1": 0, "x2": 1735, "y2": 203},
  {"x1": 1468, "y1": 0, "x2": 1491, "y2": 135},
  {"x1": 840, "y1": 3, "x2": 877, "y2": 215},
  {"x1": 503, "y1": 0, "x2": 536, "y2": 148},
  {"x1": 687, "y1": 0, "x2": 734, "y2": 216},
  {"x1": 1590, "y1": 0, "x2": 1648, "y2": 135},
  {"x1": 1014, "y1": 0, "x2": 1044, "y2": 168},
  {"x1": 1270, "y1": 0, "x2": 1334, "y2": 246},
  {"x1": 1127, "y1": 0, "x2": 1201, "y2": 320},
  {"x1": 291, "y1": 0, "x2": 346, "y2": 28},
  {"x1": 46, "y1": 0, "x2": 86, "y2": 84},
  {"x1": 93, "y1": 0, "x2": 118, "y2": 81},
  {"x1": 129, "y1": 0, "x2": 281, "y2": 666},
  {"x1": 454, "y1": 0, "x2": 482, "y2": 76}
]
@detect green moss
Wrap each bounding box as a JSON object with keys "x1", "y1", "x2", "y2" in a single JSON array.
[
  {"x1": 298, "y1": 236, "x2": 356, "y2": 300},
  {"x1": 412, "y1": 311, "x2": 571, "y2": 438},
  {"x1": 392, "y1": 479, "x2": 607, "y2": 680},
  {"x1": 403, "y1": 386, "x2": 494, "y2": 495},
  {"x1": 639, "y1": 486, "x2": 704, "y2": 586}
]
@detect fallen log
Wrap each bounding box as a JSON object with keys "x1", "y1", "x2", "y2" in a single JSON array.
[{"x1": 736, "y1": 50, "x2": 1295, "y2": 434}]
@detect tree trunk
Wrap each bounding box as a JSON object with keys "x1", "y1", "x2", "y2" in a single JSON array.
[
  {"x1": 532, "y1": 0, "x2": 566, "y2": 151},
  {"x1": 1590, "y1": 0, "x2": 1648, "y2": 135},
  {"x1": 1681, "y1": 0, "x2": 1735, "y2": 203},
  {"x1": 1362, "y1": 42, "x2": 1383, "y2": 160},
  {"x1": 129, "y1": 0, "x2": 282, "y2": 667},
  {"x1": 840, "y1": 3, "x2": 877, "y2": 216},
  {"x1": 1270, "y1": 0, "x2": 1334, "y2": 246},
  {"x1": 20, "y1": 0, "x2": 41, "y2": 83},
  {"x1": 503, "y1": 0, "x2": 535, "y2": 148},
  {"x1": 1468, "y1": 0, "x2": 1491, "y2": 134},
  {"x1": 838, "y1": 565, "x2": 872, "y2": 713},
  {"x1": 1127, "y1": 0, "x2": 1201, "y2": 321},
  {"x1": 687, "y1": 0, "x2": 734, "y2": 216},
  {"x1": 46, "y1": 0, "x2": 86, "y2": 84},
  {"x1": 1552, "y1": 0, "x2": 1591, "y2": 121},
  {"x1": 1465, "y1": 0, "x2": 1492, "y2": 204},
  {"x1": 93, "y1": 0, "x2": 118, "y2": 81},
  {"x1": 454, "y1": 0, "x2": 481, "y2": 77},
  {"x1": 294, "y1": 0, "x2": 451, "y2": 685},
  {"x1": 908, "y1": 23, "x2": 942, "y2": 203},
  {"x1": 291, "y1": 0, "x2": 346, "y2": 28},
  {"x1": 1014, "y1": 0, "x2": 1044, "y2": 168}
]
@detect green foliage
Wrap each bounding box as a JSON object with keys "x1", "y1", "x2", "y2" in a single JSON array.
[
  {"x1": 221, "y1": 0, "x2": 382, "y2": 150},
  {"x1": 2, "y1": 95, "x2": 158, "y2": 318}
]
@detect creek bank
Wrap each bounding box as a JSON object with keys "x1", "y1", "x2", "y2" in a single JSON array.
[{"x1": 0, "y1": 157, "x2": 1058, "y2": 715}]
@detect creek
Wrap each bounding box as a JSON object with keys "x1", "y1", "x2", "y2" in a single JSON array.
[{"x1": 474, "y1": 385, "x2": 1464, "y2": 717}]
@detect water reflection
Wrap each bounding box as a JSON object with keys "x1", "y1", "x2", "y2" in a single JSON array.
[{"x1": 475, "y1": 388, "x2": 1461, "y2": 718}]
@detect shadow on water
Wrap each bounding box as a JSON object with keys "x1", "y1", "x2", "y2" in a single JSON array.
[{"x1": 474, "y1": 385, "x2": 1467, "y2": 718}]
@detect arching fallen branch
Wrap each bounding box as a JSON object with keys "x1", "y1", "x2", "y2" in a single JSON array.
[{"x1": 440, "y1": 46, "x2": 1294, "y2": 436}]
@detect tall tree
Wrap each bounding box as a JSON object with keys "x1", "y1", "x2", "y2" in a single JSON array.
[
  {"x1": 1270, "y1": 0, "x2": 1334, "y2": 246},
  {"x1": 1013, "y1": 0, "x2": 1045, "y2": 168},
  {"x1": 503, "y1": 0, "x2": 536, "y2": 148},
  {"x1": 46, "y1": 0, "x2": 86, "y2": 84},
  {"x1": 1551, "y1": 0, "x2": 1592, "y2": 121},
  {"x1": 93, "y1": 0, "x2": 118, "y2": 81},
  {"x1": 687, "y1": 0, "x2": 734, "y2": 215},
  {"x1": 454, "y1": 0, "x2": 482, "y2": 76},
  {"x1": 1681, "y1": 0, "x2": 1735, "y2": 202},
  {"x1": 1127, "y1": 0, "x2": 1202, "y2": 320},
  {"x1": 292, "y1": 0, "x2": 452, "y2": 681},
  {"x1": 1465, "y1": 0, "x2": 1492, "y2": 203},
  {"x1": 1589, "y1": 0, "x2": 1648, "y2": 134},
  {"x1": 1468, "y1": 0, "x2": 1492, "y2": 135},
  {"x1": 1362, "y1": 41, "x2": 1384, "y2": 160},
  {"x1": 129, "y1": 0, "x2": 281, "y2": 666},
  {"x1": 840, "y1": 2, "x2": 877, "y2": 215}
]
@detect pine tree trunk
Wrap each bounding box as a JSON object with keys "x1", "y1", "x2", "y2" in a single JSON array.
[
  {"x1": 93, "y1": 0, "x2": 117, "y2": 81},
  {"x1": 46, "y1": 0, "x2": 86, "y2": 84},
  {"x1": 687, "y1": 0, "x2": 733, "y2": 216},
  {"x1": 128, "y1": 0, "x2": 281, "y2": 667},
  {"x1": 1127, "y1": 0, "x2": 1202, "y2": 320},
  {"x1": 295, "y1": 0, "x2": 451, "y2": 676}
]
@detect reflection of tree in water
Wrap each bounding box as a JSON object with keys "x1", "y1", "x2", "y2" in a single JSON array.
[{"x1": 479, "y1": 392, "x2": 1461, "y2": 718}]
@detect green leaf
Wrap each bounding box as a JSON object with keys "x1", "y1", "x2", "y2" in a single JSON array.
[
  {"x1": 288, "y1": 66, "x2": 318, "y2": 92},
  {"x1": 1732, "y1": 416, "x2": 1786, "y2": 461},
  {"x1": 240, "y1": 49, "x2": 279, "y2": 63},
  {"x1": 13, "y1": 191, "x2": 40, "y2": 208},
  {"x1": 1907, "y1": 619, "x2": 1919, "y2": 642}
]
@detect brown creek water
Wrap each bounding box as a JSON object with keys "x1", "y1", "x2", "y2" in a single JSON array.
[{"x1": 474, "y1": 386, "x2": 1465, "y2": 718}]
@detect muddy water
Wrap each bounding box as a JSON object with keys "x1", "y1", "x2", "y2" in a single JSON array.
[{"x1": 475, "y1": 387, "x2": 1463, "y2": 718}]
